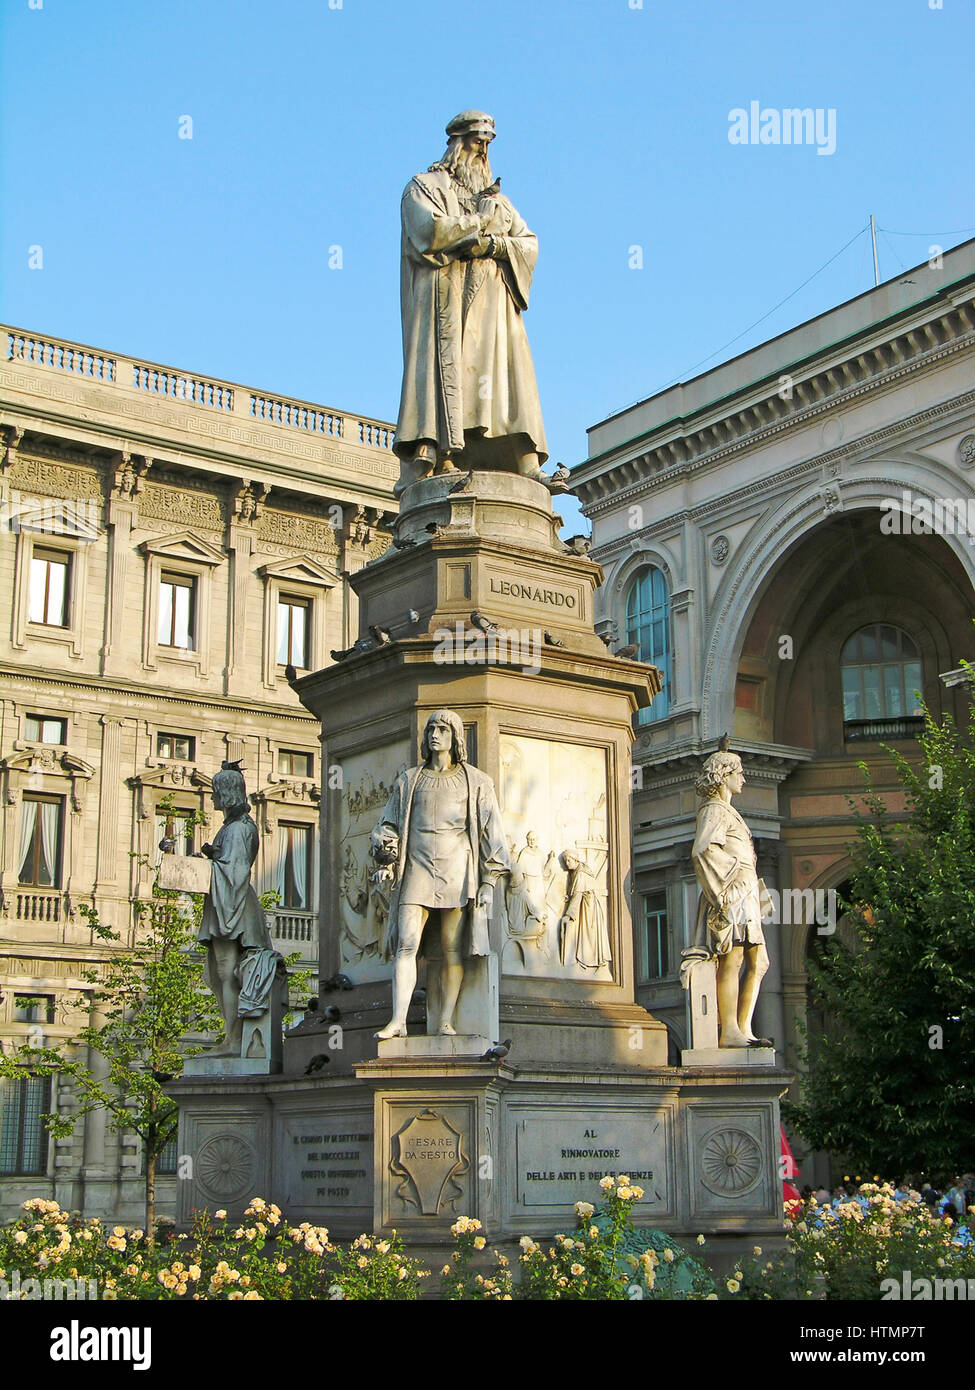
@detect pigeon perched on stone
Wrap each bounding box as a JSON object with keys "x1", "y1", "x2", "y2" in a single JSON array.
[
  {"x1": 369, "y1": 625, "x2": 393, "y2": 645},
  {"x1": 480, "y1": 1038, "x2": 512, "y2": 1062},
  {"x1": 304, "y1": 1054, "x2": 330, "y2": 1074},
  {"x1": 305, "y1": 998, "x2": 320, "y2": 1013},
  {"x1": 448, "y1": 471, "x2": 473, "y2": 494},
  {"x1": 614, "y1": 643, "x2": 641, "y2": 660},
  {"x1": 330, "y1": 637, "x2": 374, "y2": 662},
  {"x1": 543, "y1": 631, "x2": 564, "y2": 647},
  {"x1": 284, "y1": 663, "x2": 299, "y2": 686},
  {"x1": 322, "y1": 972, "x2": 355, "y2": 992},
  {"x1": 470, "y1": 610, "x2": 500, "y2": 634}
]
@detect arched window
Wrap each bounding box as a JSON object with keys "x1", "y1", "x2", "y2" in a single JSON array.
[
  {"x1": 625, "y1": 566, "x2": 671, "y2": 723},
  {"x1": 840, "y1": 624, "x2": 923, "y2": 738}
]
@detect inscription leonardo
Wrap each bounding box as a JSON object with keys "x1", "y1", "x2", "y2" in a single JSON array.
[{"x1": 489, "y1": 577, "x2": 577, "y2": 608}]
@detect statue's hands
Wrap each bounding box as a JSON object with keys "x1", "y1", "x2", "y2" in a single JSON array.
[
  {"x1": 475, "y1": 882, "x2": 495, "y2": 911},
  {"x1": 371, "y1": 864, "x2": 395, "y2": 886},
  {"x1": 468, "y1": 236, "x2": 494, "y2": 259},
  {"x1": 199, "y1": 843, "x2": 215, "y2": 859},
  {"x1": 560, "y1": 914, "x2": 576, "y2": 930}
]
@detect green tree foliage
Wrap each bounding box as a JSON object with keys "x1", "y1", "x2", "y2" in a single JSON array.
[
  {"x1": 786, "y1": 693, "x2": 975, "y2": 1180},
  {"x1": 0, "y1": 801, "x2": 222, "y2": 1236}
]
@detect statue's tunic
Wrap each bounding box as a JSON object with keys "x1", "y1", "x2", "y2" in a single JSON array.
[
  {"x1": 374, "y1": 760, "x2": 510, "y2": 960},
  {"x1": 395, "y1": 167, "x2": 548, "y2": 462},
  {"x1": 561, "y1": 863, "x2": 611, "y2": 970},
  {"x1": 690, "y1": 799, "x2": 766, "y2": 956},
  {"x1": 198, "y1": 809, "x2": 282, "y2": 1018},
  {"x1": 198, "y1": 812, "x2": 268, "y2": 949},
  {"x1": 399, "y1": 767, "x2": 476, "y2": 909}
]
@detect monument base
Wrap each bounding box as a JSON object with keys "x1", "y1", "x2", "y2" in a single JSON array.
[{"x1": 170, "y1": 1057, "x2": 792, "y2": 1248}]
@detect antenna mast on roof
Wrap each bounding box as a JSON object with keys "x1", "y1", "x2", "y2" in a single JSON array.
[{"x1": 869, "y1": 214, "x2": 880, "y2": 287}]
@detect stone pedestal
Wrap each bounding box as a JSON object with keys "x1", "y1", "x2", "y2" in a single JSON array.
[
  {"x1": 170, "y1": 467, "x2": 792, "y2": 1255},
  {"x1": 171, "y1": 1058, "x2": 792, "y2": 1246}
]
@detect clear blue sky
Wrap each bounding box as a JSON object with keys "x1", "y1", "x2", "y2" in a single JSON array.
[{"x1": 2, "y1": 0, "x2": 973, "y2": 533}]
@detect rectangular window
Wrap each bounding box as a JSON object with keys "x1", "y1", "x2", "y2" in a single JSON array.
[
  {"x1": 158, "y1": 573, "x2": 195, "y2": 648},
  {"x1": 278, "y1": 748, "x2": 313, "y2": 778},
  {"x1": 154, "y1": 811, "x2": 195, "y2": 862},
  {"x1": 156, "y1": 732, "x2": 195, "y2": 761},
  {"x1": 274, "y1": 823, "x2": 312, "y2": 909},
  {"x1": 157, "y1": 1132, "x2": 179, "y2": 1176},
  {"x1": 18, "y1": 795, "x2": 63, "y2": 888},
  {"x1": 642, "y1": 892, "x2": 669, "y2": 980},
  {"x1": 277, "y1": 596, "x2": 309, "y2": 668},
  {"x1": 28, "y1": 549, "x2": 70, "y2": 626},
  {"x1": 0, "y1": 1075, "x2": 52, "y2": 1176},
  {"x1": 13, "y1": 994, "x2": 55, "y2": 1024},
  {"x1": 25, "y1": 714, "x2": 67, "y2": 744}
]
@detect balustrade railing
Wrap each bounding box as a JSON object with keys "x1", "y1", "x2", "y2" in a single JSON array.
[
  {"x1": 272, "y1": 909, "x2": 317, "y2": 943},
  {"x1": 15, "y1": 889, "x2": 62, "y2": 922},
  {"x1": 4, "y1": 323, "x2": 396, "y2": 452}
]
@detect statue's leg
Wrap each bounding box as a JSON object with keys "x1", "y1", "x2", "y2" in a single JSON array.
[
  {"x1": 375, "y1": 905, "x2": 425, "y2": 1039},
  {"x1": 716, "y1": 945, "x2": 752, "y2": 1047},
  {"x1": 737, "y1": 942, "x2": 771, "y2": 1042},
  {"x1": 514, "y1": 446, "x2": 549, "y2": 484},
  {"x1": 208, "y1": 938, "x2": 243, "y2": 1055},
  {"x1": 393, "y1": 442, "x2": 437, "y2": 498},
  {"x1": 438, "y1": 907, "x2": 465, "y2": 1034}
]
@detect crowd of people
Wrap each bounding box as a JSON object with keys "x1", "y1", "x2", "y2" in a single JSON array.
[{"x1": 798, "y1": 1174, "x2": 974, "y2": 1235}]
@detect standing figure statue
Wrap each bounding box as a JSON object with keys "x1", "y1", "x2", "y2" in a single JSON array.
[
  {"x1": 371, "y1": 710, "x2": 509, "y2": 1039},
  {"x1": 559, "y1": 851, "x2": 611, "y2": 971},
  {"x1": 197, "y1": 761, "x2": 286, "y2": 1057},
  {"x1": 681, "y1": 744, "x2": 774, "y2": 1048},
  {"x1": 394, "y1": 110, "x2": 548, "y2": 495}
]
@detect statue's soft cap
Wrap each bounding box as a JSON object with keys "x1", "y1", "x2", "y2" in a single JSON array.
[{"x1": 446, "y1": 110, "x2": 496, "y2": 141}]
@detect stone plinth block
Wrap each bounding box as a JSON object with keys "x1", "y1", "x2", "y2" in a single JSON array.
[
  {"x1": 377, "y1": 1034, "x2": 494, "y2": 1060},
  {"x1": 681, "y1": 1047, "x2": 776, "y2": 1067}
]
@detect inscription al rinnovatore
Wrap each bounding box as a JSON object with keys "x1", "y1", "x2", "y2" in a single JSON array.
[{"x1": 489, "y1": 576, "x2": 577, "y2": 608}]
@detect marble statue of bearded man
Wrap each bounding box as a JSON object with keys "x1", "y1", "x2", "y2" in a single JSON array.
[{"x1": 393, "y1": 110, "x2": 548, "y2": 494}]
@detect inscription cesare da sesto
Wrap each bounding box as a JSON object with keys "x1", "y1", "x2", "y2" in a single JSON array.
[{"x1": 489, "y1": 577, "x2": 577, "y2": 608}]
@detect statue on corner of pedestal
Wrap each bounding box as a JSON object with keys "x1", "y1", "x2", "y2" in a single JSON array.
[
  {"x1": 196, "y1": 760, "x2": 287, "y2": 1058},
  {"x1": 370, "y1": 709, "x2": 509, "y2": 1039},
  {"x1": 393, "y1": 110, "x2": 549, "y2": 496},
  {"x1": 680, "y1": 739, "x2": 774, "y2": 1049}
]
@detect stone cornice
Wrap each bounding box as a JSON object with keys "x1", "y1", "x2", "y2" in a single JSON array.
[
  {"x1": 591, "y1": 387, "x2": 975, "y2": 561},
  {"x1": 576, "y1": 295, "x2": 975, "y2": 514},
  {"x1": 0, "y1": 663, "x2": 320, "y2": 723}
]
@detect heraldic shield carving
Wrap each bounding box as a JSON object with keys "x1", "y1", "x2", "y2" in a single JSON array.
[{"x1": 389, "y1": 1109, "x2": 469, "y2": 1215}]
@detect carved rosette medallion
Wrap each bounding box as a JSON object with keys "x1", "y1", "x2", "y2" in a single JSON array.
[
  {"x1": 196, "y1": 1134, "x2": 256, "y2": 1202},
  {"x1": 389, "y1": 1109, "x2": 468, "y2": 1215},
  {"x1": 699, "y1": 1127, "x2": 762, "y2": 1197},
  {"x1": 958, "y1": 435, "x2": 975, "y2": 467},
  {"x1": 710, "y1": 535, "x2": 730, "y2": 565}
]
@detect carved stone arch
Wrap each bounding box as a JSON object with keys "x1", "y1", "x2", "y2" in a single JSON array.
[{"x1": 701, "y1": 474, "x2": 975, "y2": 741}]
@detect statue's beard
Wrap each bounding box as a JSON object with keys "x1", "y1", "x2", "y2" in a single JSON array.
[{"x1": 444, "y1": 147, "x2": 493, "y2": 194}]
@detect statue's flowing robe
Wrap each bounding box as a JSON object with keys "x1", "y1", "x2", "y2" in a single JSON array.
[
  {"x1": 395, "y1": 167, "x2": 548, "y2": 462},
  {"x1": 689, "y1": 800, "x2": 766, "y2": 958},
  {"x1": 198, "y1": 810, "x2": 283, "y2": 1018},
  {"x1": 372, "y1": 762, "x2": 510, "y2": 962}
]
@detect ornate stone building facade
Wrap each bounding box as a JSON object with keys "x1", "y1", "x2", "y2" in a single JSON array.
[
  {"x1": 574, "y1": 239, "x2": 975, "y2": 1178},
  {"x1": 0, "y1": 326, "x2": 396, "y2": 1218}
]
